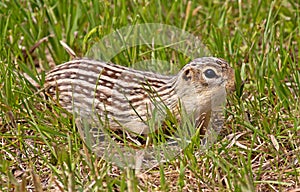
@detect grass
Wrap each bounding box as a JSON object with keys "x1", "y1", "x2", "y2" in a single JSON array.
[{"x1": 0, "y1": 0, "x2": 299, "y2": 191}]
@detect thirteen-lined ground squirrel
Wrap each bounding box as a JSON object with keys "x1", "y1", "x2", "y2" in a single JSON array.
[{"x1": 44, "y1": 57, "x2": 235, "y2": 136}]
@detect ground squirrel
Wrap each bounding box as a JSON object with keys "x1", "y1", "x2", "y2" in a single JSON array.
[{"x1": 44, "y1": 57, "x2": 235, "y2": 137}]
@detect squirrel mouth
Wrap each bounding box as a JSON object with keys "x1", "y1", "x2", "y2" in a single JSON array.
[
  {"x1": 218, "y1": 79, "x2": 226, "y2": 86},
  {"x1": 217, "y1": 78, "x2": 235, "y2": 92}
]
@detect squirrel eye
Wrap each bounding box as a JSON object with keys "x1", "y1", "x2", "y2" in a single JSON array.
[{"x1": 204, "y1": 69, "x2": 217, "y2": 78}]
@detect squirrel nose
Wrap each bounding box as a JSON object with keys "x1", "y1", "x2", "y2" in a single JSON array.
[{"x1": 225, "y1": 68, "x2": 235, "y2": 92}]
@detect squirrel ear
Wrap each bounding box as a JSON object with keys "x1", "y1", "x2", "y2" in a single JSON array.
[{"x1": 182, "y1": 67, "x2": 195, "y2": 81}]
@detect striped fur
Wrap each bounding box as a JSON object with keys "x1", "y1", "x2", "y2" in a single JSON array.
[{"x1": 44, "y1": 57, "x2": 234, "y2": 135}]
